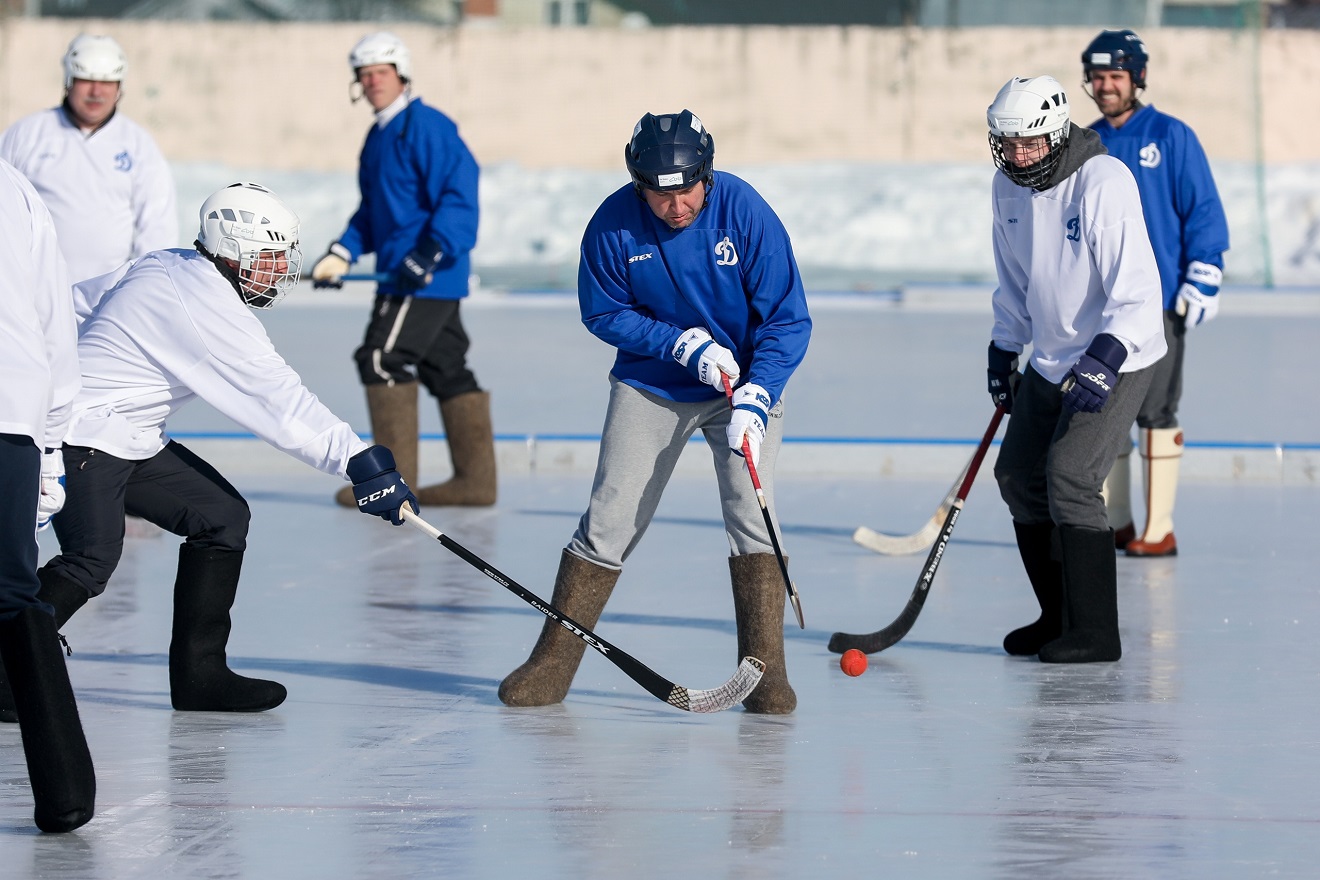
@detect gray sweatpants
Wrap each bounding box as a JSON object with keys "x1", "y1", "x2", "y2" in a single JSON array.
[
  {"x1": 1136, "y1": 309, "x2": 1186, "y2": 430},
  {"x1": 567, "y1": 376, "x2": 784, "y2": 570},
  {"x1": 994, "y1": 364, "x2": 1155, "y2": 530}
]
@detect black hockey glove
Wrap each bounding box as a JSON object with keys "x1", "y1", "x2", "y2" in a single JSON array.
[
  {"x1": 346, "y1": 445, "x2": 418, "y2": 526},
  {"x1": 987, "y1": 343, "x2": 1021, "y2": 414},
  {"x1": 396, "y1": 237, "x2": 444, "y2": 292},
  {"x1": 1062, "y1": 333, "x2": 1127, "y2": 414}
]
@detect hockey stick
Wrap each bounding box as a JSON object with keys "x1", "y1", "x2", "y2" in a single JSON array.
[
  {"x1": 400, "y1": 507, "x2": 765, "y2": 713},
  {"x1": 852, "y1": 452, "x2": 974, "y2": 556},
  {"x1": 828, "y1": 405, "x2": 1007, "y2": 655},
  {"x1": 339, "y1": 272, "x2": 390, "y2": 282},
  {"x1": 721, "y1": 373, "x2": 805, "y2": 629}
]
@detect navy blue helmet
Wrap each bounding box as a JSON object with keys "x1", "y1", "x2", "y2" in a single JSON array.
[
  {"x1": 624, "y1": 110, "x2": 715, "y2": 195},
  {"x1": 1082, "y1": 29, "x2": 1148, "y2": 89}
]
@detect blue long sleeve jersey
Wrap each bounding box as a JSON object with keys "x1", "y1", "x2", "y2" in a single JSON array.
[
  {"x1": 1089, "y1": 104, "x2": 1229, "y2": 309},
  {"x1": 578, "y1": 172, "x2": 811, "y2": 406},
  {"x1": 338, "y1": 97, "x2": 479, "y2": 300}
]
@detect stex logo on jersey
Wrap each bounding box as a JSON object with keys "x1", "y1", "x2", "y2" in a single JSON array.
[
  {"x1": 114, "y1": 150, "x2": 133, "y2": 172},
  {"x1": 627, "y1": 252, "x2": 653, "y2": 264},
  {"x1": 1139, "y1": 143, "x2": 1161, "y2": 168},
  {"x1": 715, "y1": 236, "x2": 739, "y2": 266}
]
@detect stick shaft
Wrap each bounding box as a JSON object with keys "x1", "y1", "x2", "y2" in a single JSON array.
[{"x1": 828, "y1": 406, "x2": 1006, "y2": 654}]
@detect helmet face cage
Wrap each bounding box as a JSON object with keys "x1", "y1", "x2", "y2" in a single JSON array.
[
  {"x1": 198, "y1": 184, "x2": 303, "y2": 309},
  {"x1": 232, "y1": 242, "x2": 303, "y2": 310},
  {"x1": 624, "y1": 110, "x2": 715, "y2": 194},
  {"x1": 987, "y1": 76, "x2": 1072, "y2": 190},
  {"x1": 63, "y1": 35, "x2": 127, "y2": 89},
  {"x1": 1082, "y1": 29, "x2": 1148, "y2": 89}
]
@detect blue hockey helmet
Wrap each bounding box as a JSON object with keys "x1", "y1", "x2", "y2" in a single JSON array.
[
  {"x1": 624, "y1": 110, "x2": 715, "y2": 195},
  {"x1": 1082, "y1": 29, "x2": 1148, "y2": 89}
]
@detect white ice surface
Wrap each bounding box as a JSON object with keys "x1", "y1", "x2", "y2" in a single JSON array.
[{"x1": 2, "y1": 300, "x2": 1318, "y2": 876}]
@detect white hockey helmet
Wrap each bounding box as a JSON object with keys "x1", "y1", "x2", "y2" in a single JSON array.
[
  {"x1": 63, "y1": 34, "x2": 127, "y2": 89},
  {"x1": 349, "y1": 31, "x2": 411, "y2": 82},
  {"x1": 197, "y1": 183, "x2": 303, "y2": 309},
  {"x1": 986, "y1": 75, "x2": 1072, "y2": 190}
]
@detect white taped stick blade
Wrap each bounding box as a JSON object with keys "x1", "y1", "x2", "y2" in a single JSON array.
[{"x1": 667, "y1": 657, "x2": 765, "y2": 713}]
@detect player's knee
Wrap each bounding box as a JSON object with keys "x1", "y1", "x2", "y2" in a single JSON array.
[
  {"x1": 417, "y1": 365, "x2": 478, "y2": 401},
  {"x1": 190, "y1": 497, "x2": 250, "y2": 552},
  {"x1": 58, "y1": 543, "x2": 124, "y2": 594},
  {"x1": 354, "y1": 347, "x2": 414, "y2": 386}
]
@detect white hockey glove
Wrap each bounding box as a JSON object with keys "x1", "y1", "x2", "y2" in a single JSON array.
[
  {"x1": 726, "y1": 383, "x2": 770, "y2": 469},
  {"x1": 311, "y1": 242, "x2": 352, "y2": 290},
  {"x1": 672, "y1": 328, "x2": 740, "y2": 389},
  {"x1": 1175, "y1": 260, "x2": 1222, "y2": 328},
  {"x1": 36, "y1": 448, "x2": 66, "y2": 532}
]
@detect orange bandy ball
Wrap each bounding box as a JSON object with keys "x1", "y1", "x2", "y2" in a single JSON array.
[{"x1": 840, "y1": 648, "x2": 868, "y2": 676}]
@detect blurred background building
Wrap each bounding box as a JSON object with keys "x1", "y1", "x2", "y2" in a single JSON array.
[{"x1": 6, "y1": 0, "x2": 1320, "y2": 27}]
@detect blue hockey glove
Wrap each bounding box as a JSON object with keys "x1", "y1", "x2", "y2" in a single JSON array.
[
  {"x1": 1062, "y1": 333, "x2": 1128, "y2": 414},
  {"x1": 1175, "y1": 260, "x2": 1222, "y2": 328},
  {"x1": 672, "y1": 327, "x2": 740, "y2": 389},
  {"x1": 396, "y1": 237, "x2": 444, "y2": 291},
  {"x1": 726, "y1": 383, "x2": 770, "y2": 468},
  {"x1": 346, "y1": 445, "x2": 418, "y2": 526},
  {"x1": 987, "y1": 343, "x2": 1021, "y2": 414}
]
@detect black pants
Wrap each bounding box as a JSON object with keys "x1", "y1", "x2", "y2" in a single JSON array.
[
  {"x1": 46, "y1": 441, "x2": 250, "y2": 598},
  {"x1": 0, "y1": 434, "x2": 41, "y2": 618},
  {"x1": 353, "y1": 294, "x2": 480, "y2": 401}
]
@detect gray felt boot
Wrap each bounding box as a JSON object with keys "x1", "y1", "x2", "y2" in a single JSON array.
[
  {"x1": 498, "y1": 550, "x2": 619, "y2": 706},
  {"x1": 730, "y1": 553, "x2": 796, "y2": 715}
]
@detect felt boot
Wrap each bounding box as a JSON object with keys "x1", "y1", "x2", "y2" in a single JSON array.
[
  {"x1": 1127, "y1": 427, "x2": 1182, "y2": 557},
  {"x1": 0, "y1": 607, "x2": 95, "y2": 832},
  {"x1": 730, "y1": 553, "x2": 796, "y2": 714},
  {"x1": 1039, "y1": 525, "x2": 1122, "y2": 663},
  {"x1": 0, "y1": 567, "x2": 90, "y2": 723},
  {"x1": 1002, "y1": 521, "x2": 1064, "y2": 656},
  {"x1": 498, "y1": 550, "x2": 619, "y2": 706},
  {"x1": 169, "y1": 544, "x2": 286, "y2": 711},
  {"x1": 415, "y1": 390, "x2": 497, "y2": 507},
  {"x1": 336, "y1": 382, "x2": 419, "y2": 507}
]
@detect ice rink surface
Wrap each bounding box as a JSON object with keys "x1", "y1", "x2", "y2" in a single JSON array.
[{"x1": 3, "y1": 290, "x2": 1318, "y2": 878}]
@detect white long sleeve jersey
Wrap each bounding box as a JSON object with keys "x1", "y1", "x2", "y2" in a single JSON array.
[
  {"x1": 67, "y1": 249, "x2": 368, "y2": 478},
  {"x1": 0, "y1": 108, "x2": 178, "y2": 284},
  {"x1": 0, "y1": 161, "x2": 80, "y2": 450},
  {"x1": 990, "y1": 154, "x2": 1166, "y2": 384}
]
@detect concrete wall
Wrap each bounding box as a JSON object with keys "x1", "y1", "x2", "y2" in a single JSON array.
[{"x1": 0, "y1": 19, "x2": 1314, "y2": 170}]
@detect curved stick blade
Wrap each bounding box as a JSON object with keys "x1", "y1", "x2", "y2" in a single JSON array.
[
  {"x1": 852, "y1": 512, "x2": 947, "y2": 556},
  {"x1": 668, "y1": 657, "x2": 765, "y2": 713},
  {"x1": 852, "y1": 451, "x2": 972, "y2": 556}
]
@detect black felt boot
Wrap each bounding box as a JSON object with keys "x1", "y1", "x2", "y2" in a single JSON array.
[
  {"x1": 498, "y1": 550, "x2": 620, "y2": 706},
  {"x1": 1039, "y1": 525, "x2": 1122, "y2": 664},
  {"x1": 0, "y1": 568, "x2": 90, "y2": 723},
  {"x1": 730, "y1": 553, "x2": 796, "y2": 715},
  {"x1": 1002, "y1": 521, "x2": 1064, "y2": 656},
  {"x1": 0, "y1": 607, "x2": 96, "y2": 832},
  {"x1": 169, "y1": 544, "x2": 287, "y2": 712}
]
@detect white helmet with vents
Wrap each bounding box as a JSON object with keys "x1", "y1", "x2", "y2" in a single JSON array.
[
  {"x1": 349, "y1": 31, "x2": 411, "y2": 82},
  {"x1": 63, "y1": 34, "x2": 127, "y2": 89},
  {"x1": 197, "y1": 183, "x2": 303, "y2": 309},
  {"x1": 987, "y1": 75, "x2": 1072, "y2": 190}
]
